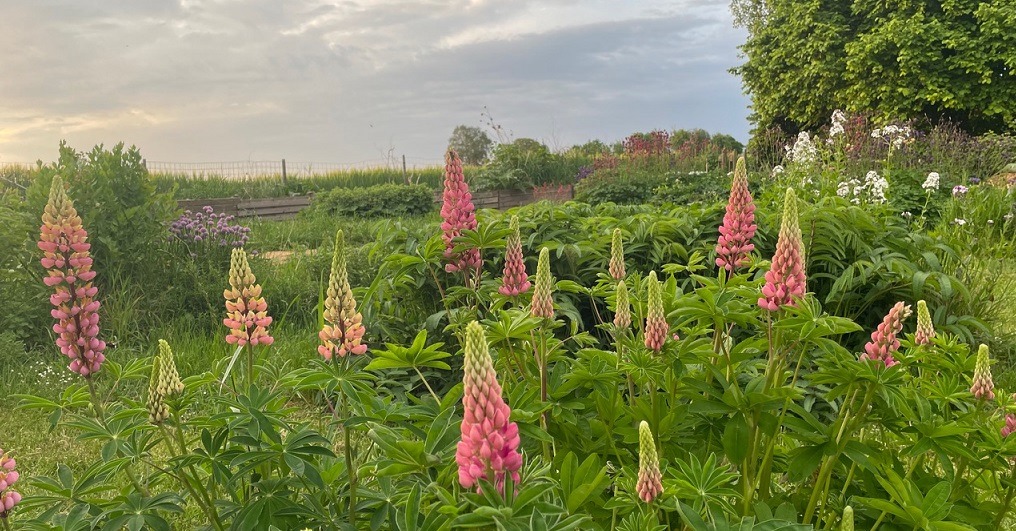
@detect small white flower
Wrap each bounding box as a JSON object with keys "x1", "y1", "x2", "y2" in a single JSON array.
[
  {"x1": 771, "y1": 165, "x2": 785, "y2": 177},
  {"x1": 988, "y1": 219, "x2": 995, "y2": 225},
  {"x1": 1006, "y1": 213, "x2": 1014, "y2": 221},
  {"x1": 902, "y1": 211, "x2": 913, "y2": 219},
  {"x1": 922, "y1": 172, "x2": 940, "y2": 191},
  {"x1": 871, "y1": 128, "x2": 881, "y2": 138},
  {"x1": 954, "y1": 218, "x2": 967, "y2": 226}
]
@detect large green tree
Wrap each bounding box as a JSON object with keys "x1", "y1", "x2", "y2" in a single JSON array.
[
  {"x1": 447, "y1": 125, "x2": 493, "y2": 165},
  {"x1": 732, "y1": 0, "x2": 1016, "y2": 133}
]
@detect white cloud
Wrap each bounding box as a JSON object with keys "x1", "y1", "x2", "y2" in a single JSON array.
[{"x1": 0, "y1": 0, "x2": 749, "y2": 163}]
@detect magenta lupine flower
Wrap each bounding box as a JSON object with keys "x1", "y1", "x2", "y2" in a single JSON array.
[
  {"x1": 441, "y1": 150, "x2": 482, "y2": 276},
  {"x1": 971, "y1": 344, "x2": 994, "y2": 400},
  {"x1": 758, "y1": 188, "x2": 806, "y2": 311},
  {"x1": 715, "y1": 157, "x2": 757, "y2": 272},
  {"x1": 455, "y1": 321, "x2": 523, "y2": 494},
  {"x1": 531, "y1": 247, "x2": 554, "y2": 319},
  {"x1": 38, "y1": 176, "x2": 106, "y2": 377},
  {"x1": 609, "y1": 228, "x2": 626, "y2": 280},
  {"x1": 644, "y1": 272, "x2": 668, "y2": 352},
  {"x1": 498, "y1": 216, "x2": 531, "y2": 297},
  {"x1": 914, "y1": 300, "x2": 935, "y2": 346},
  {"x1": 223, "y1": 248, "x2": 274, "y2": 347},
  {"x1": 0, "y1": 450, "x2": 21, "y2": 517},
  {"x1": 636, "y1": 421, "x2": 663, "y2": 503},
  {"x1": 319, "y1": 230, "x2": 368, "y2": 360},
  {"x1": 860, "y1": 302, "x2": 911, "y2": 367}
]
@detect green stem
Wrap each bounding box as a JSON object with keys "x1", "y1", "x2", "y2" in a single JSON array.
[
  {"x1": 994, "y1": 465, "x2": 1016, "y2": 529},
  {"x1": 414, "y1": 367, "x2": 441, "y2": 403},
  {"x1": 335, "y1": 356, "x2": 357, "y2": 526},
  {"x1": 158, "y1": 425, "x2": 224, "y2": 531},
  {"x1": 246, "y1": 344, "x2": 254, "y2": 388},
  {"x1": 1, "y1": 517, "x2": 11, "y2": 531}
]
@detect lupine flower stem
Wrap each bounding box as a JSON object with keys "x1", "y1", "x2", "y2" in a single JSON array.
[
  {"x1": 334, "y1": 355, "x2": 357, "y2": 525},
  {"x1": 804, "y1": 382, "x2": 876, "y2": 524}
]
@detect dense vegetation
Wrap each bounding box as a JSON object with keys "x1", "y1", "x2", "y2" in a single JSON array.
[
  {"x1": 1, "y1": 111, "x2": 1015, "y2": 530},
  {"x1": 732, "y1": 0, "x2": 1016, "y2": 133}
]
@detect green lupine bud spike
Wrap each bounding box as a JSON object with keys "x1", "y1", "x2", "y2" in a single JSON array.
[
  {"x1": 971, "y1": 344, "x2": 994, "y2": 400},
  {"x1": 609, "y1": 228, "x2": 626, "y2": 280},
  {"x1": 644, "y1": 272, "x2": 667, "y2": 352},
  {"x1": 636, "y1": 421, "x2": 663, "y2": 503},
  {"x1": 613, "y1": 279, "x2": 631, "y2": 329},
  {"x1": 531, "y1": 247, "x2": 554, "y2": 319},
  {"x1": 841, "y1": 506, "x2": 853, "y2": 531},
  {"x1": 158, "y1": 339, "x2": 184, "y2": 396},
  {"x1": 915, "y1": 300, "x2": 935, "y2": 345},
  {"x1": 147, "y1": 354, "x2": 168, "y2": 425}
]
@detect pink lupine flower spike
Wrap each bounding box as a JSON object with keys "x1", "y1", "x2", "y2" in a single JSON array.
[{"x1": 39, "y1": 176, "x2": 106, "y2": 377}]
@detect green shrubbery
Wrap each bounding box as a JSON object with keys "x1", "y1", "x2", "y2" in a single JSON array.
[{"x1": 309, "y1": 183, "x2": 434, "y2": 218}]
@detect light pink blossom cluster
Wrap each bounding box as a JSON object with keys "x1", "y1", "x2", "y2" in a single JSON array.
[
  {"x1": 0, "y1": 450, "x2": 21, "y2": 516},
  {"x1": 455, "y1": 322, "x2": 523, "y2": 494},
  {"x1": 636, "y1": 421, "x2": 663, "y2": 503},
  {"x1": 644, "y1": 272, "x2": 668, "y2": 352},
  {"x1": 715, "y1": 157, "x2": 757, "y2": 272},
  {"x1": 440, "y1": 150, "x2": 482, "y2": 276},
  {"x1": 39, "y1": 176, "x2": 106, "y2": 377},
  {"x1": 498, "y1": 216, "x2": 531, "y2": 297},
  {"x1": 223, "y1": 248, "x2": 274, "y2": 347},
  {"x1": 319, "y1": 230, "x2": 368, "y2": 360},
  {"x1": 758, "y1": 188, "x2": 806, "y2": 311},
  {"x1": 860, "y1": 302, "x2": 911, "y2": 367}
]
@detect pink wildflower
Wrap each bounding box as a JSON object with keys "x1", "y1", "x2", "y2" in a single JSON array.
[
  {"x1": 715, "y1": 157, "x2": 757, "y2": 272},
  {"x1": 498, "y1": 216, "x2": 531, "y2": 296},
  {"x1": 441, "y1": 150, "x2": 482, "y2": 277},
  {"x1": 860, "y1": 302, "x2": 911, "y2": 367},
  {"x1": 758, "y1": 188, "x2": 806, "y2": 311},
  {"x1": 319, "y1": 230, "x2": 368, "y2": 360},
  {"x1": 223, "y1": 248, "x2": 274, "y2": 347},
  {"x1": 0, "y1": 450, "x2": 21, "y2": 517},
  {"x1": 455, "y1": 321, "x2": 523, "y2": 494},
  {"x1": 1002, "y1": 413, "x2": 1016, "y2": 438},
  {"x1": 971, "y1": 344, "x2": 994, "y2": 400},
  {"x1": 636, "y1": 421, "x2": 663, "y2": 503},
  {"x1": 644, "y1": 272, "x2": 668, "y2": 352},
  {"x1": 38, "y1": 176, "x2": 106, "y2": 377}
]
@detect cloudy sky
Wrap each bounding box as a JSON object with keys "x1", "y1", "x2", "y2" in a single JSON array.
[{"x1": 0, "y1": 0, "x2": 750, "y2": 167}]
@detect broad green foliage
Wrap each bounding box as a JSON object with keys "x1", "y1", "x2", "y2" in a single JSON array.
[
  {"x1": 734, "y1": 0, "x2": 1016, "y2": 133},
  {"x1": 310, "y1": 183, "x2": 435, "y2": 218}
]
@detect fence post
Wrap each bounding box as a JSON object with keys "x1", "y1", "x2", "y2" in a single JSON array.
[
  {"x1": 142, "y1": 159, "x2": 147, "y2": 171},
  {"x1": 281, "y1": 159, "x2": 288, "y2": 187},
  {"x1": 402, "y1": 155, "x2": 407, "y2": 183}
]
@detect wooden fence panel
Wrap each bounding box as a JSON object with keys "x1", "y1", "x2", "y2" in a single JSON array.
[{"x1": 181, "y1": 184, "x2": 573, "y2": 219}]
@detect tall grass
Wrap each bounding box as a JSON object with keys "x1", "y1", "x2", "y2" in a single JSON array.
[{"x1": 155, "y1": 166, "x2": 482, "y2": 200}]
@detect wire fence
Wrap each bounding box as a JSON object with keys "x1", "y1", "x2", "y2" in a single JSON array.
[
  {"x1": 0, "y1": 157, "x2": 448, "y2": 181},
  {"x1": 144, "y1": 157, "x2": 445, "y2": 180}
]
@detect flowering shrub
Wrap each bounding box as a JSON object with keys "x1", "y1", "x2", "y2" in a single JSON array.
[{"x1": 168, "y1": 206, "x2": 250, "y2": 248}]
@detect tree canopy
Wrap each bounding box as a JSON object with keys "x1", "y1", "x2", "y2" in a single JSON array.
[
  {"x1": 732, "y1": 0, "x2": 1016, "y2": 134},
  {"x1": 447, "y1": 125, "x2": 493, "y2": 165}
]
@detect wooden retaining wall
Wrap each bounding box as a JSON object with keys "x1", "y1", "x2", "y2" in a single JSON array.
[{"x1": 178, "y1": 185, "x2": 573, "y2": 219}]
